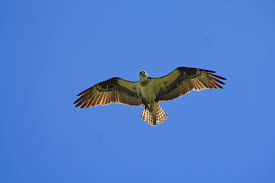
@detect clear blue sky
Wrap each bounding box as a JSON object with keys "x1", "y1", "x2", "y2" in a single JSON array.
[{"x1": 1, "y1": 1, "x2": 274, "y2": 182}]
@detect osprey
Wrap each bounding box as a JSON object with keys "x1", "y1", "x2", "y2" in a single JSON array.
[{"x1": 74, "y1": 67, "x2": 226, "y2": 126}]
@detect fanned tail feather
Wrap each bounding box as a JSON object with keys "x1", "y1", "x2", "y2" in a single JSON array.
[{"x1": 141, "y1": 103, "x2": 168, "y2": 126}]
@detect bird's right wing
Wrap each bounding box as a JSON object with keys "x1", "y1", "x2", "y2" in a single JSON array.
[
  {"x1": 150, "y1": 67, "x2": 226, "y2": 102},
  {"x1": 74, "y1": 77, "x2": 143, "y2": 108}
]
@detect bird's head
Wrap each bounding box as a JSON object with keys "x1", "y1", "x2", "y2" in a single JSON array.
[{"x1": 140, "y1": 70, "x2": 148, "y2": 80}]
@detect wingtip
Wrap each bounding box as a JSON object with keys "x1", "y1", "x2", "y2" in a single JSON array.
[
  {"x1": 220, "y1": 76, "x2": 227, "y2": 80},
  {"x1": 77, "y1": 88, "x2": 90, "y2": 96},
  {"x1": 77, "y1": 92, "x2": 83, "y2": 96},
  {"x1": 202, "y1": 69, "x2": 216, "y2": 73},
  {"x1": 208, "y1": 73, "x2": 227, "y2": 80},
  {"x1": 73, "y1": 99, "x2": 79, "y2": 104},
  {"x1": 75, "y1": 102, "x2": 83, "y2": 108}
]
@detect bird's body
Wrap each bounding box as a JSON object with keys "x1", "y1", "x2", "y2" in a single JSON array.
[
  {"x1": 139, "y1": 81, "x2": 154, "y2": 103},
  {"x1": 138, "y1": 77, "x2": 161, "y2": 124},
  {"x1": 74, "y1": 67, "x2": 226, "y2": 126}
]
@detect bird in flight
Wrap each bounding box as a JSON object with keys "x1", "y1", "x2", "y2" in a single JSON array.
[{"x1": 74, "y1": 67, "x2": 226, "y2": 126}]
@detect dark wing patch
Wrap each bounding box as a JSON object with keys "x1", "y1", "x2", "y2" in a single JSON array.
[
  {"x1": 152, "y1": 67, "x2": 226, "y2": 102},
  {"x1": 74, "y1": 77, "x2": 142, "y2": 108}
]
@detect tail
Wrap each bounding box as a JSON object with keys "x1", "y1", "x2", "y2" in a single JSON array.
[{"x1": 141, "y1": 103, "x2": 168, "y2": 126}]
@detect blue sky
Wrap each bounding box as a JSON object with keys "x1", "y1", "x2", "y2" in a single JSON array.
[{"x1": 1, "y1": 0, "x2": 274, "y2": 182}]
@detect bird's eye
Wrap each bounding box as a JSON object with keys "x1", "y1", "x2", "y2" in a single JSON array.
[{"x1": 140, "y1": 71, "x2": 145, "y2": 75}]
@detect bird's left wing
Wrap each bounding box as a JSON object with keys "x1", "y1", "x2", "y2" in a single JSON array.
[
  {"x1": 150, "y1": 67, "x2": 226, "y2": 102},
  {"x1": 74, "y1": 77, "x2": 142, "y2": 108}
]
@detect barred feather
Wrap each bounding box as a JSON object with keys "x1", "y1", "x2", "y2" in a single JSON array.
[{"x1": 141, "y1": 103, "x2": 168, "y2": 126}]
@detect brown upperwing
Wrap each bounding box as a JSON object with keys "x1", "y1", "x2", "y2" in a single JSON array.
[
  {"x1": 74, "y1": 77, "x2": 143, "y2": 108},
  {"x1": 150, "y1": 67, "x2": 226, "y2": 102}
]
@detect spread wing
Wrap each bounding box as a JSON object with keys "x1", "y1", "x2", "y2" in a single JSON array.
[
  {"x1": 150, "y1": 67, "x2": 227, "y2": 101},
  {"x1": 74, "y1": 77, "x2": 142, "y2": 108}
]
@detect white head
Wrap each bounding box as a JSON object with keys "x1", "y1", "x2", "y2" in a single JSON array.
[{"x1": 139, "y1": 70, "x2": 148, "y2": 81}]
